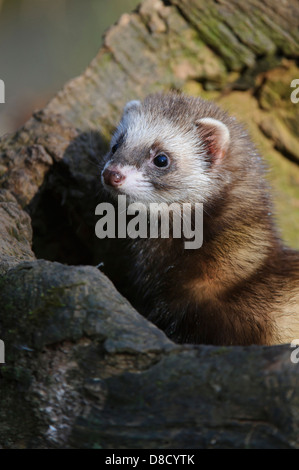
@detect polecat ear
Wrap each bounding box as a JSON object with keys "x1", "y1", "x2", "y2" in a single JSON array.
[
  {"x1": 123, "y1": 100, "x2": 141, "y2": 115},
  {"x1": 196, "y1": 117, "x2": 230, "y2": 164}
]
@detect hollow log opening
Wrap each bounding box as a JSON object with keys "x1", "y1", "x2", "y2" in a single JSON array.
[
  {"x1": 27, "y1": 130, "x2": 103, "y2": 265},
  {"x1": 26, "y1": 130, "x2": 131, "y2": 298}
]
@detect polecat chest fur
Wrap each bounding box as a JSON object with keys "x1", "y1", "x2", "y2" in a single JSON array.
[{"x1": 100, "y1": 92, "x2": 299, "y2": 346}]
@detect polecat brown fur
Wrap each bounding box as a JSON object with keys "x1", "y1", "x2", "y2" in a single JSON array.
[{"x1": 100, "y1": 92, "x2": 299, "y2": 346}]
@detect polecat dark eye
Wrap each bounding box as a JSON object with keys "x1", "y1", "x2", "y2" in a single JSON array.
[
  {"x1": 153, "y1": 154, "x2": 169, "y2": 168},
  {"x1": 111, "y1": 142, "x2": 120, "y2": 154}
]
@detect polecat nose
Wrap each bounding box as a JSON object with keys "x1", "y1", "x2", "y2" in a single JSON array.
[{"x1": 102, "y1": 168, "x2": 125, "y2": 187}]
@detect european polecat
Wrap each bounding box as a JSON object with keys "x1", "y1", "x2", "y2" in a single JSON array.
[{"x1": 100, "y1": 92, "x2": 299, "y2": 346}]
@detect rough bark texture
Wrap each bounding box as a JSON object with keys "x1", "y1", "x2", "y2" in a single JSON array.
[{"x1": 0, "y1": 0, "x2": 299, "y2": 449}]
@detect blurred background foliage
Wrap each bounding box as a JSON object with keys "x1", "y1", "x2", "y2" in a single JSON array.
[{"x1": 0, "y1": 0, "x2": 139, "y2": 136}]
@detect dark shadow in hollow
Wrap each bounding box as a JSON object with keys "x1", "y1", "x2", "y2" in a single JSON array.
[{"x1": 27, "y1": 129, "x2": 132, "y2": 298}]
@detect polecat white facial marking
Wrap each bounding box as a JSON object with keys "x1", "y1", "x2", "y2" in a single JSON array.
[{"x1": 100, "y1": 92, "x2": 299, "y2": 346}]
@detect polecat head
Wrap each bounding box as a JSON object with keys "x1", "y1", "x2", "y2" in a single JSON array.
[{"x1": 101, "y1": 92, "x2": 249, "y2": 206}]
